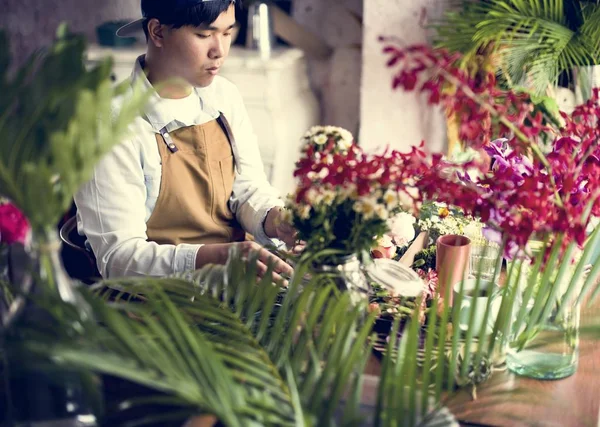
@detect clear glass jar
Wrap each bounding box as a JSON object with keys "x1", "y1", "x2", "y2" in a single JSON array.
[{"x1": 311, "y1": 254, "x2": 370, "y2": 305}]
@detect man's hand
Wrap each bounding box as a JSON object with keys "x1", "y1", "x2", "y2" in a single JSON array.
[
  {"x1": 264, "y1": 207, "x2": 304, "y2": 253},
  {"x1": 195, "y1": 241, "x2": 293, "y2": 285}
]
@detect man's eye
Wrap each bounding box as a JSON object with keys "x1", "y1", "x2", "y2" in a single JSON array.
[
  {"x1": 197, "y1": 34, "x2": 210, "y2": 39},
  {"x1": 224, "y1": 32, "x2": 232, "y2": 37}
]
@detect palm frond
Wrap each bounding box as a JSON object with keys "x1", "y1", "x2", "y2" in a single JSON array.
[
  {"x1": 13, "y1": 247, "x2": 375, "y2": 425},
  {"x1": 0, "y1": 25, "x2": 150, "y2": 233},
  {"x1": 433, "y1": 0, "x2": 600, "y2": 94},
  {"x1": 11, "y1": 231, "x2": 600, "y2": 426}
]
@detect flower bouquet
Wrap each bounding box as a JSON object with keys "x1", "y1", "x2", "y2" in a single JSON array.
[
  {"x1": 285, "y1": 126, "x2": 427, "y2": 305},
  {"x1": 287, "y1": 126, "x2": 420, "y2": 262}
]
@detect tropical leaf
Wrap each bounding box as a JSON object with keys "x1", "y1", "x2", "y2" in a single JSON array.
[
  {"x1": 9, "y1": 247, "x2": 375, "y2": 425},
  {"x1": 0, "y1": 24, "x2": 150, "y2": 235},
  {"x1": 433, "y1": 0, "x2": 600, "y2": 94},
  {"x1": 8, "y1": 231, "x2": 600, "y2": 426}
]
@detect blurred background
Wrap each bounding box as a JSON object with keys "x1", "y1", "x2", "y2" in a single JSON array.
[{"x1": 0, "y1": 0, "x2": 449, "y2": 193}]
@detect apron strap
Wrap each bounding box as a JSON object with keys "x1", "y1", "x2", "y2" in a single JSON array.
[
  {"x1": 217, "y1": 113, "x2": 243, "y2": 175},
  {"x1": 159, "y1": 127, "x2": 179, "y2": 153}
]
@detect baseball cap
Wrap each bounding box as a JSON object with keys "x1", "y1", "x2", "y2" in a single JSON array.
[{"x1": 116, "y1": 0, "x2": 237, "y2": 37}]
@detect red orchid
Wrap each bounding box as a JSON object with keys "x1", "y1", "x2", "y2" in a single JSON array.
[{"x1": 379, "y1": 41, "x2": 600, "y2": 259}]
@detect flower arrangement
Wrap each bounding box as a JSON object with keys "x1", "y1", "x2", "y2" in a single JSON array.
[
  {"x1": 377, "y1": 40, "x2": 600, "y2": 381},
  {"x1": 287, "y1": 126, "x2": 422, "y2": 260},
  {"x1": 379, "y1": 41, "x2": 600, "y2": 262}
]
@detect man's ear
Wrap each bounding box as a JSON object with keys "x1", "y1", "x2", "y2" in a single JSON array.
[{"x1": 147, "y1": 18, "x2": 165, "y2": 47}]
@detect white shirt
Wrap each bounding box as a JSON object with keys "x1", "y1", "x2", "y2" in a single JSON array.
[{"x1": 74, "y1": 56, "x2": 284, "y2": 278}]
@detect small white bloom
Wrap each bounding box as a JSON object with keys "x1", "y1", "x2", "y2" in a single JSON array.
[
  {"x1": 306, "y1": 188, "x2": 324, "y2": 205},
  {"x1": 356, "y1": 197, "x2": 378, "y2": 220},
  {"x1": 388, "y1": 212, "x2": 416, "y2": 247},
  {"x1": 298, "y1": 204, "x2": 312, "y2": 219},
  {"x1": 383, "y1": 190, "x2": 398, "y2": 208},
  {"x1": 343, "y1": 184, "x2": 358, "y2": 200},
  {"x1": 398, "y1": 187, "x2": 419, "y2": 211},
  {"x1": 322, "y1": 189, "x2": 336, "y2": 204},
  {"x1": 375, "y1": 204, "x2": 389, "y2": 220},
  {"x1": 353, "y1": 200, "x2": 364, "y2": 213},
  {"x1": 308, "y1": 126, "x2": 322, "y2": 136},
  {"x1": 314, "y1": 133, "x2": 328, "y2": 146},
  {"x1": 339, "y1": 128, "x2": 353, "y2": 141},
  {"x1": 377, "y1": 234, "x2": 394, "y2": 248}
]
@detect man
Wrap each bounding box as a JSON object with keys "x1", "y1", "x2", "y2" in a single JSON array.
[{"x1": 75, "y1": 0, "x2": 297, "y2": 281}]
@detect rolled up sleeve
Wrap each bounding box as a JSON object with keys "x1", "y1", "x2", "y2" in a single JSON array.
[{"x1": 74, "y1": 136, "x2": 201, "y2": 278}]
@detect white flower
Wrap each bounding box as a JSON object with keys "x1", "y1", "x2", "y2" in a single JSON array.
[
  {"x1": 298, "y1": 204, "x2": 311, "y2": 219},
  {"x1": 355, "y1": 197, "x2": 378, "y2": 220},
  {"x1": 342, "y1": 184, "x2": 358, "y2": 200},
  {"x1": 398, "y1": 187, "x2": 419, "y2": 212},
  {"x1": 306, "y1": 126, "x2": 322, "y2": 137},
  {"x1": 374, "y1": 203, "x2": 389, "y2": 220},
  {"x1": 305, "y1": 188, "x2": 323, "y2": 205},
  {"x1": 314, "y1": 133, "x2": 328, "y2": 145},
  {"x1": 339, "y1": 128, "x2": 353, "y2": 142},
  {"x1": 377, "y1": 234, "x2": 394, "y2": 248},
  {"x1": 383, "y1": 190, "x2": 399, "y2": 208},
  {"x1": 303, "y1": 125, "x2": 354, "y2": 151},
  {"x1": 322, "y1": 189, "x2": 336, "y2": 204},
  {"x1": 388, "y1": 212, "x2": 416, "y2": 247}
]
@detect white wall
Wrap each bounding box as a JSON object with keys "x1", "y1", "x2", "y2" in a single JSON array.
[
  {"x1": 360, "y1": 0, "x2": 449, "y2": 154},
  {"x1": 292, "y1": 0, "x2": 363, "y2": 137}
]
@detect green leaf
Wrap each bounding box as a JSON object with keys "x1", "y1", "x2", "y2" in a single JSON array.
[{"x1": 433, "y1": 0, "x2": 600, "y2": 94}]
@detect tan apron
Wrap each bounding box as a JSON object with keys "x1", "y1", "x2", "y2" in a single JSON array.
[{"x1": 145, "y1": 113, "x2": 245, "y2": 245}]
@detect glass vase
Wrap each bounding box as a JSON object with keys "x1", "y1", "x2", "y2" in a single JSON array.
[
  {"x1": 504, "y1": 246, "x2": 582, "y2": 380},
  {"x1": 3, "y1": 227, "x2": 98, "y2": 426},
  {"x1": 506, "y1": 300, "x2": 580, "y2": 380},
  {"x1": 311, "y1": 254, "x2": 371, "y2": 305}
]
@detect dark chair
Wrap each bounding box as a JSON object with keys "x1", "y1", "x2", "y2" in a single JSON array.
[{"x1": 59, "y1": 216, "x2": 101, "y2": 284}]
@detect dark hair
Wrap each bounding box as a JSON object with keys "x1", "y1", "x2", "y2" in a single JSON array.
[{"x1": 143, "y1": 0, "x2": 239, "y2": 39}]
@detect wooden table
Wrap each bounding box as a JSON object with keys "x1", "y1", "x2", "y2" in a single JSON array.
[{"x1": 365, "y1": 306, "x2": 600, "y2": 427}]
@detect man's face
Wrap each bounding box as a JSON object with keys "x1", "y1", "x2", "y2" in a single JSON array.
[{"x1": 160, "y1": 4, "x2": 236, "y2": 87}]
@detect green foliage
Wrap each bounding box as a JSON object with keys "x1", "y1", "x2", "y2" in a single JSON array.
[
  {"x1": 0, "y1": 24, "x2": 149, "y2": 234},
  {"x1": 8, "y1": 248, "x2": 376, "y2": 425},
  {"x1": 292, "y1": 197, "x2": 389, "y2": 261},
  {"x1": 434, "y1": 0, "x2": 600, "y2": 94},
  {"x1": 412, "y1": 245, "x2": 437, "y2": 271},
  {"x1": 6, "y1": 231, "x2": 600, "y2": 425}
]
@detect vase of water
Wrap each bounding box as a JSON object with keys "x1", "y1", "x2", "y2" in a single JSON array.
[{"x1": 505, "y1": 244, "x2": 581, "y2": 380}]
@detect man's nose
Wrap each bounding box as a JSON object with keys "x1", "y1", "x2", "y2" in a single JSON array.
[{"x1": 209, "y1": 36, "x2": 225, "y2": 59}]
